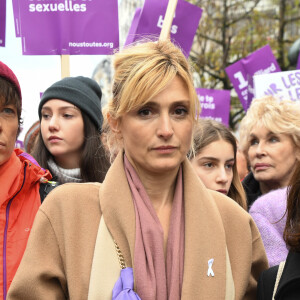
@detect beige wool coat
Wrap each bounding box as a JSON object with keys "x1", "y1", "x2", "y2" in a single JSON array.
[{"x1": 7, "y1": 154, "x2": 268, "y2": 300}]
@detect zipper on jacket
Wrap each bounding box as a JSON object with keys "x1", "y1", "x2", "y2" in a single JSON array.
[{"x1": 3, "y1": 165, "x2": 27, "y2": 300}]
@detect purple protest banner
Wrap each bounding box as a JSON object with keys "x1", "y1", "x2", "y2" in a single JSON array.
[
  {"x1": 15, "y1": 140, "x2": 24, "y2": 149},
  {"x1": 126, "y1": 0, "x2": 202, "y2": 57},
  {"x1": 196, "y1": 88, "x2": 231, "y2": 126},
  {"x1": 225, "y1": 45, "x2": 281, "y2": 111},
  {"x1": 297, "y1": 51, "x2": 300, "y2": 70},
  {"x1": 18, "y1": 0, "x2": 119, "y2": 55},
  {"x1": 125, "y1": 8, "x2": 142, "y2": 46},
  {"x1": 0, "y1": 0, "x2": 6, "y2": 47},
  {"x1": 12, "y1": 0, "x2": 21, "y2": 37}
]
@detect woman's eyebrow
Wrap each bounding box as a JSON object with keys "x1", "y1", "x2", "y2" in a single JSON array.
[
  {"x1": 41, "y1": 105, "x2": 79, "y2": 111},
  {"x1": 225, "y1": 158, "x2": 235, "y2": 163},
  {"x1": 198, "y1": 157, "x2": 219, "y2": 162}
]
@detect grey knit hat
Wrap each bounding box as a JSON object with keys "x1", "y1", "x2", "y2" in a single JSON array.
[{"x1": 38, "y1": 76, "x2": 103, "y2": 130}]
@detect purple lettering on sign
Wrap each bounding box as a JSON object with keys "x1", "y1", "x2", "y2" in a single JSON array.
[
  {"x1": 127, "y1": 0, "x2": 202, "y2": 57},
  {"x1": 18, "y1": 0, "x2": 119, "y2": 55},
  {"x1": 0, "y1": 0, "x2": 6, "y2": 47},
  {"x1": 196, "y1": 88, "x2": 231, "y2": 126},
  {"x1": 225, "y1": 45, "x2": 281, "y2": 111}
]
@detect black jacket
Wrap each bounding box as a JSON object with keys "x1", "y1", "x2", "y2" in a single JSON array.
[
  {"x1": 39, "y1": 180, "x2": 60, "y2": 203},
  {"x1": 257, "y1": 251, "x2": 300, "y2": 300},
  {"x1": 242, "y1": 171, "x2": 262, "y2": 209}
]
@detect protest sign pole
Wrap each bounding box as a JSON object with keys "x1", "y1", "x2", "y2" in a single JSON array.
[
  {"x1": 159, "y1": 0, "x2": 178, "y2": 40},
  {"x1": 61, "y1": 55, "x2": 70, "y2": 78}
]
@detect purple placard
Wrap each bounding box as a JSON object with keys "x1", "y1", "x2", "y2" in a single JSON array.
[
  {"x1": 0, "y1": 0, "x2": 6, "y2": 47},
  {"x1": 196, "y1": 88, "x2": 231, "y2": 126},
  {"x1": 15, "y1": 140, "x2": 24, "y2": 149},
  {"x1": 12, "y1": 0, "x2": 21, "y2": 37},
  {"x1": 18, "y1": 0, "x2": 119, "y2": 55},
  {"x1": 225, "y1": 45, "x2": 281, "y2": 111},
  {"x1": 297, "y1": 51, "x2": 300, "y2": 70},
  {"x1": 125, "y1": 8, "x2": 142, "y2": 46},
  {"x1": 128, "y1": 0, "x2": 202, "y2": 57}
]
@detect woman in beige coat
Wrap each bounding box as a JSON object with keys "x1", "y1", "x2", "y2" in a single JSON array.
[{"x1": 7, "y1": 40, "x2": 268, "y2": 300}]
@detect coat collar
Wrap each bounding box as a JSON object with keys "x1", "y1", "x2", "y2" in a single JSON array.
[{"x1": 99, "y1": 153, "x2": 228, "y2": 299}]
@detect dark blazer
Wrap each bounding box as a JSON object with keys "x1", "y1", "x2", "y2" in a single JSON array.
[{"x1": 257, "y1": 251, "x2": 300, "y2": 299}]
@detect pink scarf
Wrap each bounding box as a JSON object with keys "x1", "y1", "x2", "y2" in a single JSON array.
[{"x1": 124, "y1": 155, "x2": 184, "y2": 300}]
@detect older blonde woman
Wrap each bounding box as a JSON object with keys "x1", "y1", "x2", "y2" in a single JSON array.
[
  {"x1": 240, "y1": 96, "x2": 300, "y2": 267},
  {"x1": 7, "y1": 40, "x2": 267, "y2": 300},
  {"x1": 239, "y1": 96, "x2": 300, "y2": 208}
]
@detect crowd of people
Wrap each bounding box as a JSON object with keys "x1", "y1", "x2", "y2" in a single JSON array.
[{"x1": 0, "y1": 39, "x2": 299, "y2": 299}]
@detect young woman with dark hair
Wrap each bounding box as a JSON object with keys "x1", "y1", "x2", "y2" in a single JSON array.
[
  {"x1": 188, "y1": 118, "x2": 247, "y2": 210},
  {"x1": 31, "y1": 76, "x2": 110, "y2": 199}
]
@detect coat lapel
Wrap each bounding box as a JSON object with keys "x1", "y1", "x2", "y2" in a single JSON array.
[
  {"x1": 181, "y1": 159, "x2": 227, "y2": 299},
  {"x1": 87, "y1": 217, "x2": 121, "y2": 300},
  {"x1": 99, "y1": 153, "x2": 136, "y2": 268}
]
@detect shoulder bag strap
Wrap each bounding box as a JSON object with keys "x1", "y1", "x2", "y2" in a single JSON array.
[{"x1": 272, "y1": 261, "x2": 286, "y2": 300}]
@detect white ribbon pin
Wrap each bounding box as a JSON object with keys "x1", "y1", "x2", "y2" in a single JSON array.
[{"x1": 207, "y1": 258, "x2": 214, "y2": 277}]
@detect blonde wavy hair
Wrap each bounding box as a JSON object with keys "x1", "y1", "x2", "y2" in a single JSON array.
[
  {"x1": 106, "y1": 39, "x2": 199, "y2": 162},
  {"x1": 239, "y1": 96, "x2": 300, "y2": 157}
]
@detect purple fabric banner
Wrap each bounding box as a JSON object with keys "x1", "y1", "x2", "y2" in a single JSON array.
[
  {"x1": 12, "y1": 0, "x2": 21, "y2": 37},
  {"x1": 18, "y1": 0, "x2": 119, "y2": 55},
  {"x1": 196, "y1": 88, "x2": 231, "y2": 126},
  {"x1": 0, "y1": 0, "x2": 6, "y2": 47},
  {"x1": 125, "y1": 0, "x2": 202, "y2": 57},
  {"x1": 225, "y1": 45, "x2": 281, "y2": 111}
]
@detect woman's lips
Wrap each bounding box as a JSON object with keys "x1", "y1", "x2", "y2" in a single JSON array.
[
  {"x1": 153, "y1": 146, "x2": 177, "y2": 154},
  {"x1": 216, "y1": 189, "x2": 227, "y2": 195},
  {"x1": 48, "y1": 136, "x2": 62, "y2": 143},
  {"x1": 254, "y1": 163, "x2": 271, "y2": 171}
]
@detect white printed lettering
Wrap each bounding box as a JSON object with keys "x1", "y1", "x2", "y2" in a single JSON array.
[
  {"x1": 28, "y1": 1, "x2": 86, "y2": 13},
  {"x1": 171, "y1": 25, "x2": 178, "y2": 34},
  {"x1": 157, "y1": 15, "x2": 164, "y2": 28},
  {"x1": 36, "y1": 4, "x2": 43, "y2": 12},
  {"x1": 234, "y1": 71, "x2": 248, "y2": 89},
  {"x1": 73, "y1": 4, "x2": 80, "y2": 12},
  {"x1": 29, "y1": 3, "x2": 35, "y2": 12},
  {"x1": 157, "y1": 15, "x2": 177, "y2": 34},
  {"x1": 58, "y1": 3, "x2": 64, "y2": 11},
  {"x1": 43, "y1": 4, "x2": 50, "y2": 11}
]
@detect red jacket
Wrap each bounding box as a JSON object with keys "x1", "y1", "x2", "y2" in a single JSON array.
[{"x1": 0, "y1": 149, "x2": 51, "y2": 299}]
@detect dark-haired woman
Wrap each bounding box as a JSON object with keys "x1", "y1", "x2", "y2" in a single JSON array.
[
  {"x1": 188, "y1": 119, "x2": 247, "y2": 210},
  {"x1": 32, "y1": 76, "x2": 110, "y2": 199},
  {"x1": 257, "y1": 160, "x2": 300, "y2": 299}
]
